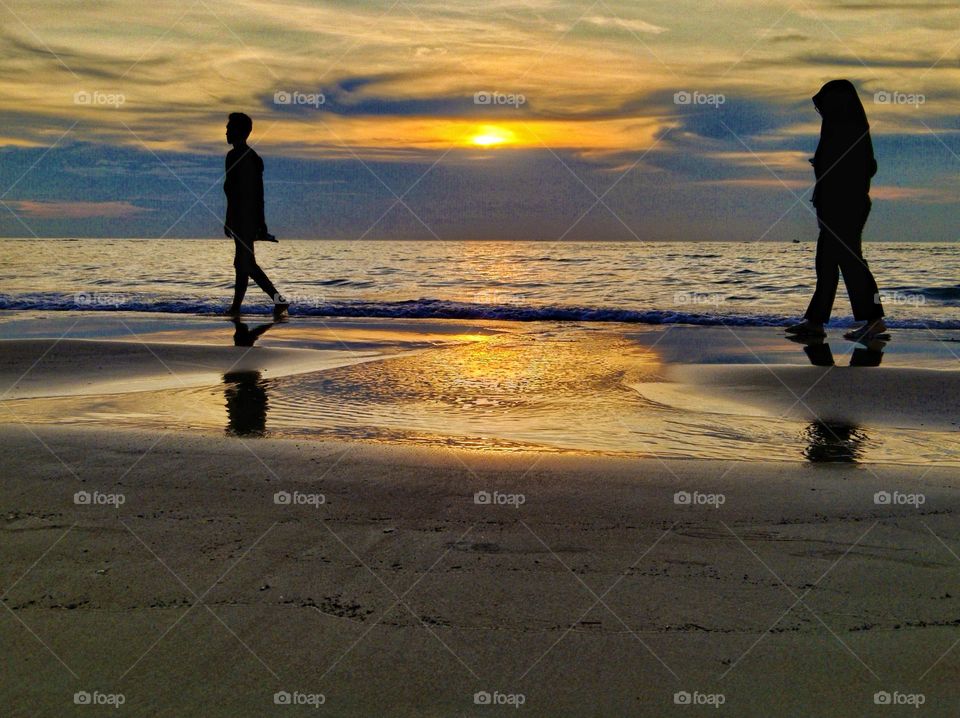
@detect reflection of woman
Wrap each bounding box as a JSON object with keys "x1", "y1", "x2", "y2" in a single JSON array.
[
  {"x1": 803, "y1": 421, "x2": 866, "y2": 463},
  {"x1": 787, "y1": 80, "x2": 886, "y2": 342},
  {"x1": 224, "y1": 371, "x2": 268, "y2": 437}
]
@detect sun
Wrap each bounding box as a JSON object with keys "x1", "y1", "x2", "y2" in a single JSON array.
[{"x1": 468, "y1": 125, "x2": 516, "y2": 147}]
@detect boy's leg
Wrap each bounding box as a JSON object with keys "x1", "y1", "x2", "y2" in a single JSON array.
[
  {"x1": 231, "y1": 236, "x2": 259, "y2": 311},
  {"x1": 230, "y1": 269, "x2": 248, "y2": 313},
  {"x1": 248, "y1": 261, "x2": 280, "y2": 303}
]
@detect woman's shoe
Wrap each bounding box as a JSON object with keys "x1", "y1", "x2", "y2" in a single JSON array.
[
  {"x1": 843, "y1": 319, "x2": 888, "y2": 342},
  {"x1": 785, "y1": 320, "x2": 826, "y2": 338}
]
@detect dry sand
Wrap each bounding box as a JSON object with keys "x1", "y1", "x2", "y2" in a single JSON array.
[{"x1": 3, "y1": 425, "x2": 960, "y2": 716}]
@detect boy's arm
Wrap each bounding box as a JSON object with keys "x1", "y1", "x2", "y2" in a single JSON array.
[
  {"x1": 224, "y1": 154, "x2": 234, "y2": 237},
  {"x1": 256, "y1": 155, "x2": 268, "y2": 236},
  {"x1": 252, "y1": 154, "x2": 277, "y2": 241}
]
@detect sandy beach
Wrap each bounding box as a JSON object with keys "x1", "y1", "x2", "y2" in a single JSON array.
[
  {"x1": 4, "y1": 426, "x2": 960, "y2": 716},
  {"x1": 1, "y1": 314, "x2": 959, "y2": 716}
]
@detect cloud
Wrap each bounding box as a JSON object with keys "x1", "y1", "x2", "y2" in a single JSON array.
[
  {"x1": 6, "y1": 200, "x2": 151, "y2": 219},
  {"x1": 582, "y1": 15, "x2": 668, "y2": 35},
  {"x1": 696, "y1": 177, "x2": 809, "y2": 190},
  {"x1": 766, "y1": 32, "x2": 809, "y2": 43},
  {"x1": 659, "y1": 93, "x2": 807, "y2": 141},
  {"x1": 831, "y1": 2, "x2": 956, "y2": 10},
  {"x1": 870, "y1": 185, "x2": 956, "y2": 202},
  {"x1": 265, "y1": 73, "x2": 534, "y2": 118}
]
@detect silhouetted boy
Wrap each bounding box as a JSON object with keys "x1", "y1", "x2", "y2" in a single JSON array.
[{"x1": 224, "y1": 112, "x2": 288, "y2": 316}]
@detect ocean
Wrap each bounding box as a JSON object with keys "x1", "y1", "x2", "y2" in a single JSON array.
[{"x1": 2, "y1": 239, "x2": 958, "y2": 327}]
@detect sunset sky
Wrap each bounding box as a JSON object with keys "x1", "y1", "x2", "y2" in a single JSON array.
[{"x1": 0, "y1": 0, "x2": 958, "y2": 240}]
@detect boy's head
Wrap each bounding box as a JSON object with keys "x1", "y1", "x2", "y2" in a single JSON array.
[{"x1": 226, "y1": 112, "x2": 253, "y2": 145}]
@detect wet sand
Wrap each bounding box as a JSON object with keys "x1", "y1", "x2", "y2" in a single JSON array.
[{"x1": 636, "y1": 363, "x2": 960, "y2": 432}]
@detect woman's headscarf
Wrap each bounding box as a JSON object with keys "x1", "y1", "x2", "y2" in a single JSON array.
[
  {"x1": 811, "y1": 79, "x2": 877, "y2": 205},
  {"x1": 813, "y1": 79, "x2": 870, "y2": 129}
]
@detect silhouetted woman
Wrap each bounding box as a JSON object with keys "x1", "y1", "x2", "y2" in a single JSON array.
[{"x1": 787, "y1": 80, "x2": 886, "y2": 341}]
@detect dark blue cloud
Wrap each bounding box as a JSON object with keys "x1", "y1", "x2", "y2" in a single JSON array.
[{"x1": 264, "y1": 74, "x2": 533, "y2": 118}]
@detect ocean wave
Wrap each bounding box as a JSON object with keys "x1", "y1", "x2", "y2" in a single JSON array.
[
  {"x1": 918, "y1": 286, "x2": 960, "y2": 302},
  {"x1": 2, "y1": 293, "x2": 959, "y2": 329}
]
